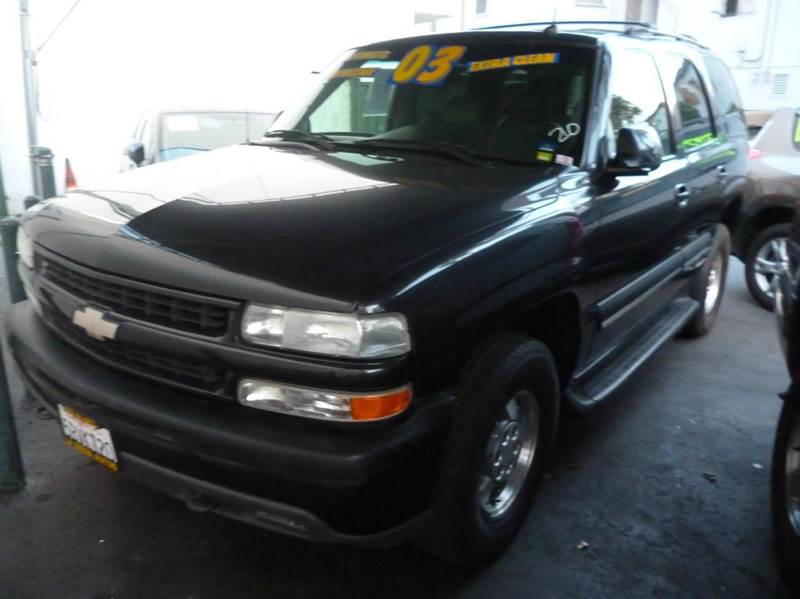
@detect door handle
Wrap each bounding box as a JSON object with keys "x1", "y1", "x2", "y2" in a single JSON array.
[
  {"x1": 716, "y1": 165, "x2": 728, "y2": 182},
  {"x1": 675, "y1": 183, "x2": 690, "y2": 208}
]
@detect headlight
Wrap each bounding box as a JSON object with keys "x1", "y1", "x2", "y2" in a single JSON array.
[
  {"x1": 238, "y1": 378, "x2": 412, "y2": 421},
  {"x1": 241, "y1": 304, "x2": 411, "y2": 358},
  {"x1": 16, "y1": 226, "x2": 34, "y2": 269},
  {"x1": 15, "y1": 226, "x2": 41, "y2": 314}
]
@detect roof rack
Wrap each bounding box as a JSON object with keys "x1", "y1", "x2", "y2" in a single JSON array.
[
  {"x1": 472, "y1": 20, "x2": 654, "y2": 31},
  {"x1": 471, "y1": 20, "x2": 708, "y2": 49},
  {"x1": 624, "y1": 26, "x2": 709, "y2": 49}
]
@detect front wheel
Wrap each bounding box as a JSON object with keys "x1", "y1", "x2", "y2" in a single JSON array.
[
  {"x1": 428, "y1": 333, "x2": 560, "y2": 565},
  {"x1": 772, "y1": 396, "x2": 800, "y2": 591},
  {"x1": 745, "y1": 223, "x2": 791, "y2": 311}
]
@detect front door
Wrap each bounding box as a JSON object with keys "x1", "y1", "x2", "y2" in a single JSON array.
[{"x1": 587, "y1": 48, "x2": 687, "y2": 362}]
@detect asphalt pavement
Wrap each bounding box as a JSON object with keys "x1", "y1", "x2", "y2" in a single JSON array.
[{"x1": 0, "y1": 262, "x2": 792, "y2": 598}]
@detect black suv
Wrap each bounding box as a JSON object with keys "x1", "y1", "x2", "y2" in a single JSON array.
[{"x1": 7, "y1": 23, "x2": 748, "y2": 564}]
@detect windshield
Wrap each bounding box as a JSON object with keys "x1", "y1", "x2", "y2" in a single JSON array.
[
  {"x1": 159, "y1": 112, "x2": 277, "y2": 157},
  {"x1": 271, "y1": 39, "x2": 594, "y2": 167}
]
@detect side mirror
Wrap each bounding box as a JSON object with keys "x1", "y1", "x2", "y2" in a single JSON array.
[
  {"x1": 125, "y1": 142, "x2": 145, "y2": 166},
  {"x1": 607, "y1": 125, "x2": 663, "y2": 176}
]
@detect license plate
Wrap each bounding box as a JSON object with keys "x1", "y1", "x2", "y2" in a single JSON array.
[{"x1": 58, "y1": 404, "x2": 118, "y2": 471}]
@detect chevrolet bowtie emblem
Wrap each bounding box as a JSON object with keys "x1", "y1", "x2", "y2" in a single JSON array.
[{"x1": 72, "y1": 306, "x2": 119, "y2": 341}]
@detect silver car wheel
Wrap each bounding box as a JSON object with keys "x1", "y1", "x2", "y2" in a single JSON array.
[
  {"x1": 704, "y1": 253, "x2": 723, "y2": 314},
  {"x1": 753, "y1": 237, "x2": 789, "y2": 300},
  {"x1": 478, "y1": 390, "x2": 539, "y2": 520}
]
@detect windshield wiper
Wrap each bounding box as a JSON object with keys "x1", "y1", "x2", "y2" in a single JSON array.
[
  {"x1": 254, "y1": 129, "x2": 337, "y2": 151},
  {"x1": 351, "y1": 139, "x2": 487, "y2": 166}
]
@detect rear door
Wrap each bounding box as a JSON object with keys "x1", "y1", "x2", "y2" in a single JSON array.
[
  {"x1": 586, "y1": 47, "x2": 689, "y2": 361},
  {"x1": 656, "y1": 52, "x2": 729, "y2": 241},
  {"x1": 702, "y1": 53, "x2": 749, "y2": 217}
]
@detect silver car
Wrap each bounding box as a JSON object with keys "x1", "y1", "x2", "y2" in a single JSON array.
[
  {"x1": 736, "y1": 107, "x2": 800, "y2": 309},
  {"x1": 121, "y1": 108, "x2": 277, "y2": 170}
]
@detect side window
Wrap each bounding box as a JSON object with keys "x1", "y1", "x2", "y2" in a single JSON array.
[
  {"x1": 660, "y1": 54, "x2": 715, "y2": 151},
  {"x1": 140, "y1": 119, "x2": 153, "y2": 160},
  {"x1": 702, "y1": 55, "x2": 747, "y2": 139},
  {"x1": 702, "y1": 56, "x2": 742, "y2": 117},
  {"x1": 607, "y1": 50, "x2": 672, "y2": 155}
]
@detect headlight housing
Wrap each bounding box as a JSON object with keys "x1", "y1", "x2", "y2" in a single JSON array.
[
  {"x1": 241, "y1": 304, "x2": 411, "y2": 359},
  {"x1": 16, "y1": 226, "x2": 34, "y2": 269},
  {"x1": 238, "y1": 378, "x2": 412, "y2": 421}
]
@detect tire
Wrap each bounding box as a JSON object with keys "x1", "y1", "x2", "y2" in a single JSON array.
[
  {"x1": 681, "y1": 224, "x2": 731, "y2": 338},
  {"x1": 772, "y1": 396, "x2": 800, "y2": 591},
  {"x1": 428, "y1": 332, "x2": 560, "y2": 565},
  {"x1": 745, "y1": 223, "x2": 791, "y2": 311}
]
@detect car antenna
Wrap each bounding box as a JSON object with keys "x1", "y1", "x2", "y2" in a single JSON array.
[{"x1": 544, "y1": 4, "x2": 558, "y2": 34}]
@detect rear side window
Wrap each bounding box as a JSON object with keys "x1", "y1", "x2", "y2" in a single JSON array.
[
  {"x1": 607, "y1": 49, "x2": 672, "y2": 154},
  {"x1": 702, "y1": 56, "x2": 742, "y2": 117},
  {"x1": 659, "y1": 54, "x2": 715, "y2": 152}
]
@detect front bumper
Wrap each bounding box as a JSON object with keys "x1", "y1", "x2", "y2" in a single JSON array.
[{"x1": 6, "y1": 300, "x2": 453, "y2": 544}]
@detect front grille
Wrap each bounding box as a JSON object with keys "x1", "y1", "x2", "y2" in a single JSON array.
[
  {"x1": 46, "y1": 305, "x2": 227, "y2": 394},
  {"x1": 40, "y1": 256, "x2": 232, "y2": 337}
]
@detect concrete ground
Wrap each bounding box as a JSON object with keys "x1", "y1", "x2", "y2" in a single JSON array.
[{"x1": 0, "y1": 262, "x2": 792, "y2": 598}]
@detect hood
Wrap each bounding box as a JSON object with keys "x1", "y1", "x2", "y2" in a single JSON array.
[{"x1": 26, "y1": 144, "x2": 560, "y2": 310}]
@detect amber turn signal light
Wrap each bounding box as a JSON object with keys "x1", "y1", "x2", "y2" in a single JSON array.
[{"x1": 350, "y1": 386, "x2": 413, "y2": 421}]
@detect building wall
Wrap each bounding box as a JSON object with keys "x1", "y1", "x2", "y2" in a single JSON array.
[
  {"x1": 411, "y1": 0, "x2": 630, "y2": 34},
  {"x1": 413, "y1": 0, "x2": 799, "y2": 111},
  {"x1": 3, "y1": 1, "x2": 419, "y2": 197},
  {"x1": 661, "y1": 0, "x2": 800, "y2": 111},
  {"x1": 465, "y1": 0, "x2": 627, "y2": 28}
]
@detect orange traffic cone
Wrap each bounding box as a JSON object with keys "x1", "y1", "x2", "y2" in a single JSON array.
[{"x1": 65, "y1": 158, "x2": 78, "y2": 190}]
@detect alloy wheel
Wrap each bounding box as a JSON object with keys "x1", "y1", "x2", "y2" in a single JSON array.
[
  {"x1": 753, "y1": 237, "x2": 789, "y2": 300},
  {"x1": 478, "y1": 390, "x2": 539, "y2": 520}
]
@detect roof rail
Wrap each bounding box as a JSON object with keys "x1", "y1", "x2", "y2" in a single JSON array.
[
  {"x1": 624, "y1": 25, "x2": 709, "y2": 49},
  {"x1": 470, "y1": 20, "x2": 708, "y2": 49},
  {"x1": 471, "y1": 20, "x2": 654, "y2": 31}
]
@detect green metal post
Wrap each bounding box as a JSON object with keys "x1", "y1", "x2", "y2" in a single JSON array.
[
  {"x1": 0, "y1": 346, "x2": 24, "y2": 493},
  {"x1": 0, "y1": 157, "x2": 24, "y2": 492},
  {"x1": 0, "y1": 218, "x2": 26, "y2": 304},
  {"x1": 0, "y1": 150, "x2": 7, "y2": 218}
]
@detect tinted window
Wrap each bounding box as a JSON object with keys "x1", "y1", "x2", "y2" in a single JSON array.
[
  {"x1": 702, "y1": 56, "x2": 742, "y2": 117},
  {"x1": 275, "y1": 42, "x2": 595, "y2": 167},
  {"x1": 608, "y1": 49, "x2": 672, "y2": 153},
  {"x1": 660, "y1": 54, "x2": 715, "y2": 151}
]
